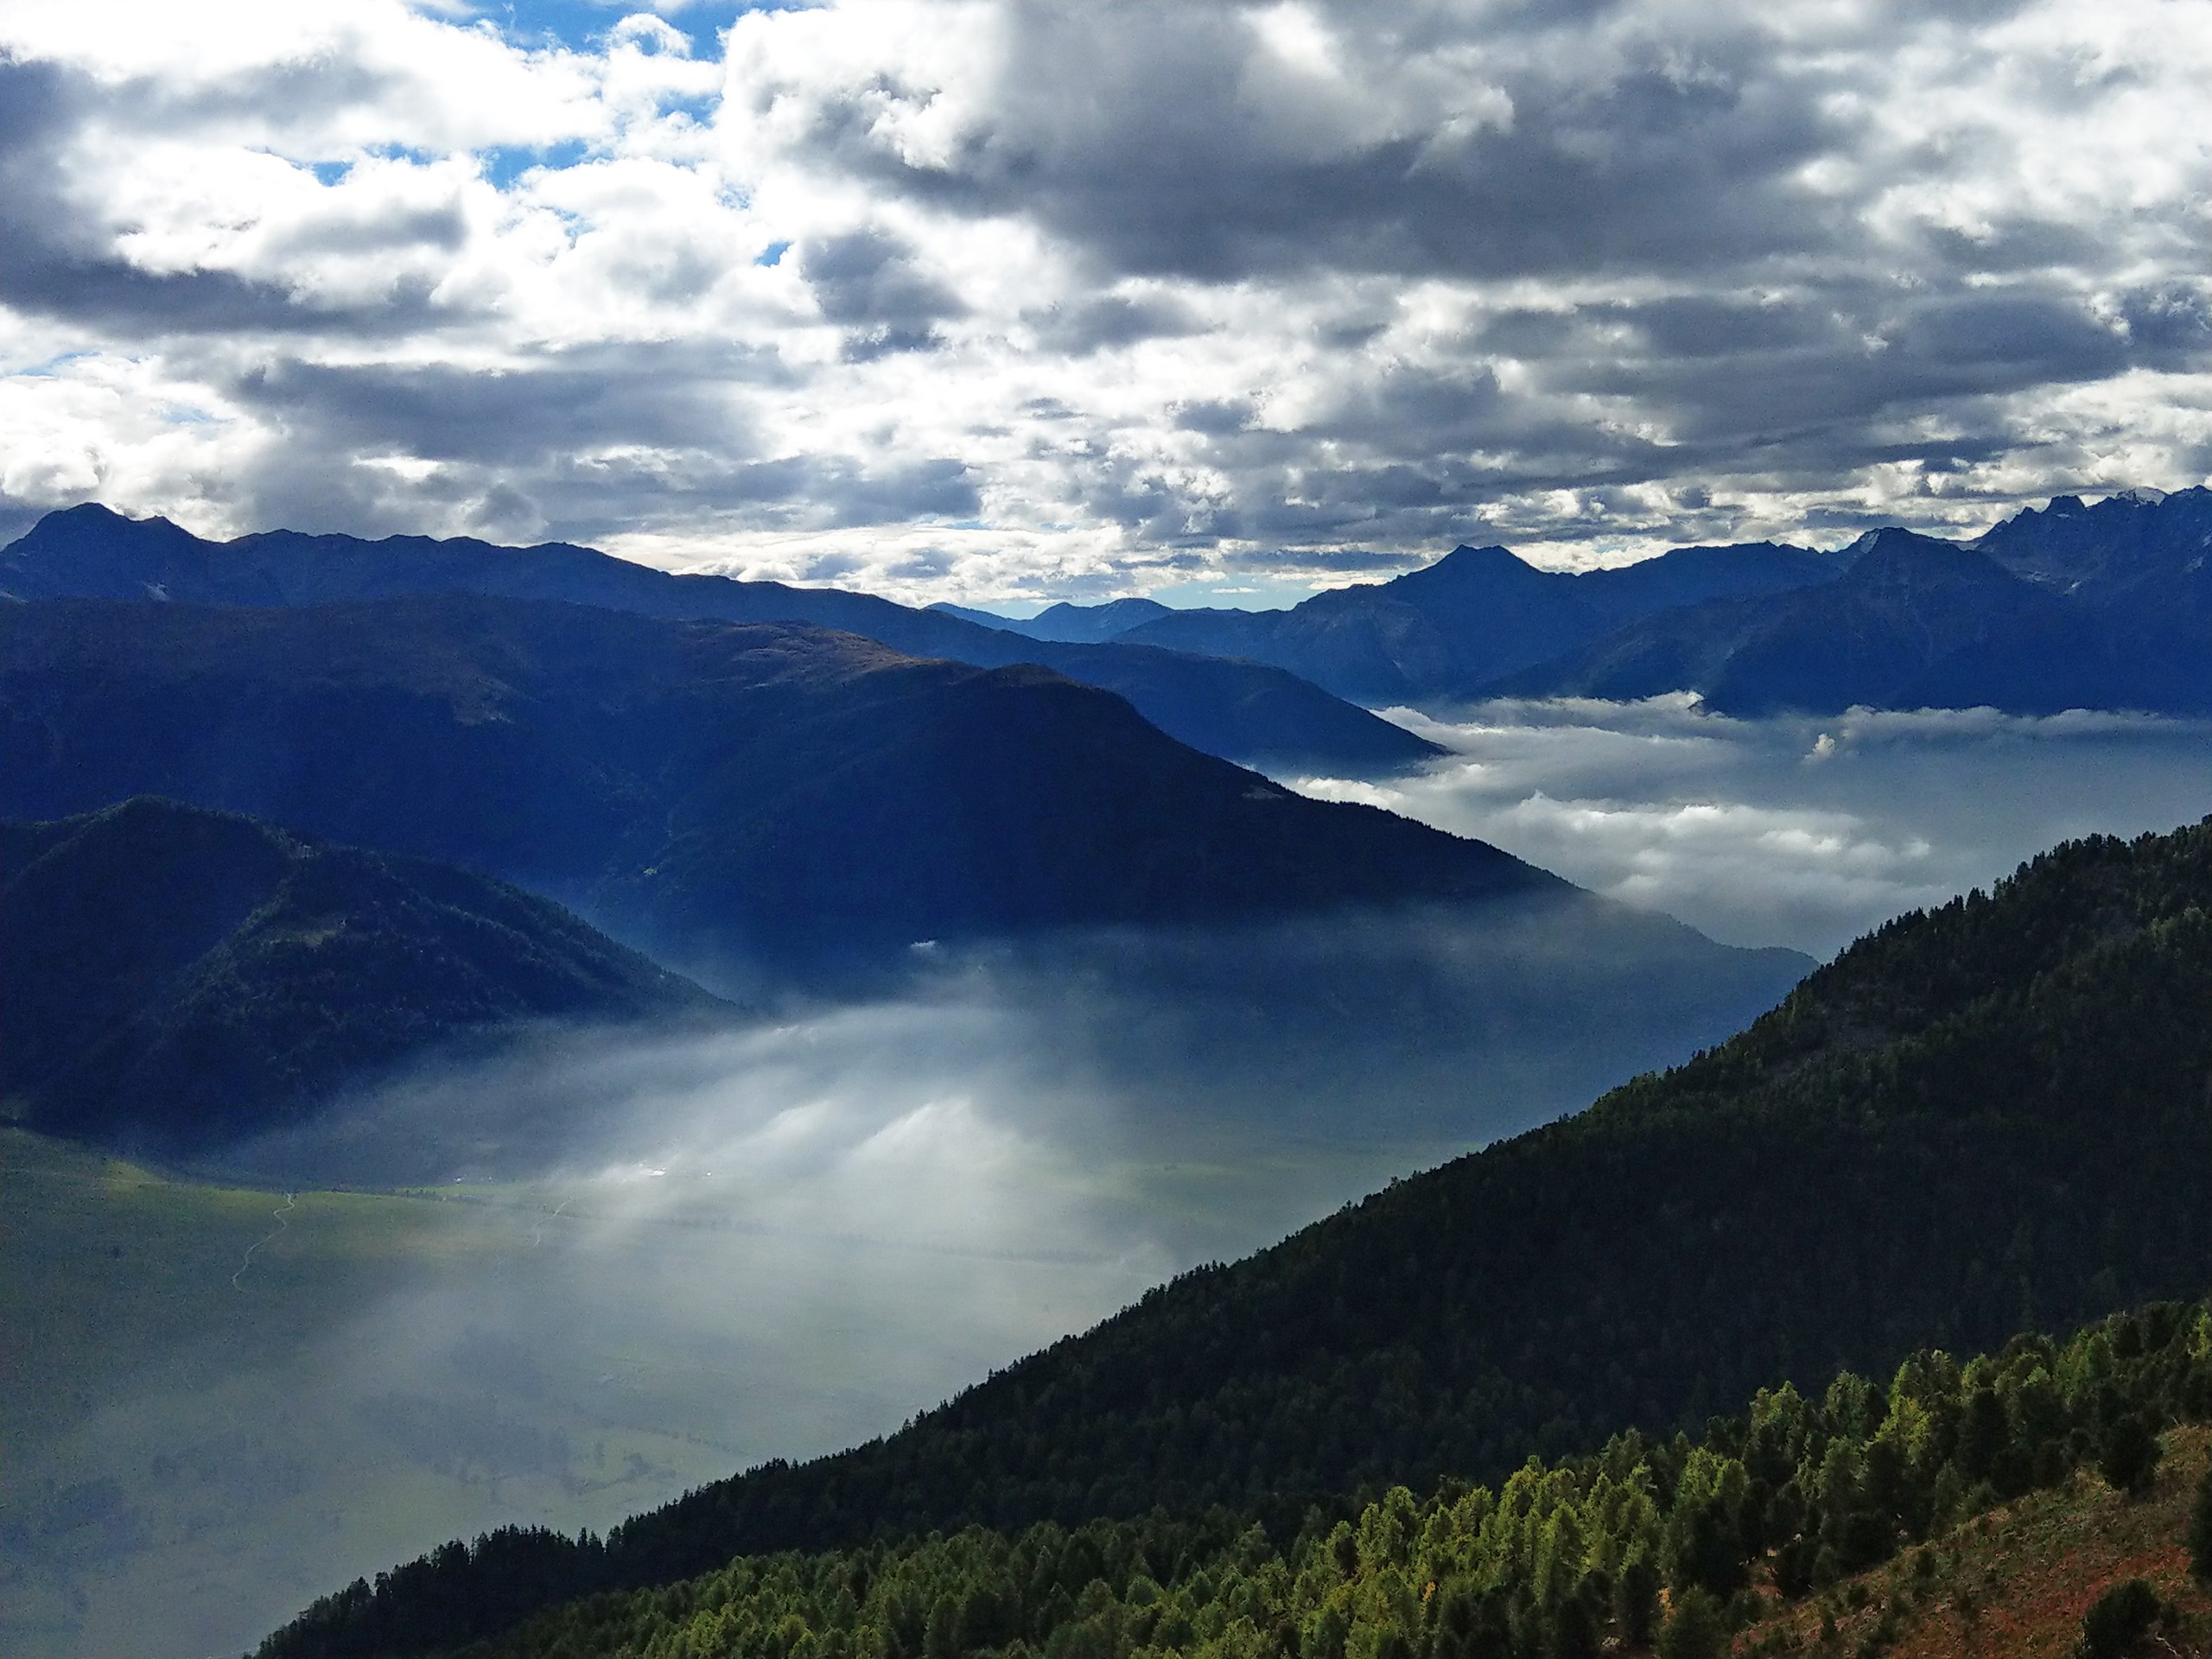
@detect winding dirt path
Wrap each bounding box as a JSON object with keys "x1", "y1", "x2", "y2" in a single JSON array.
[
  {"x1": 232, "y1": 1192, "x2": 296, "y2": 1288},
  {"x1": 530, "y1": 1195, "x2": 573, "y2": 1248}
]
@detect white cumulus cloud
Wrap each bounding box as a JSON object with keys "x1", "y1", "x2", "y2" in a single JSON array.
[{"x1": 3, "y1": 0, "x2": 2212, "y2": 598}]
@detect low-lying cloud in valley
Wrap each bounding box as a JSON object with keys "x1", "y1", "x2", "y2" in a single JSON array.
[
  {"x1": 6, "y1": 902, "x2": 1803, "y2": 1658},
  {"x1": 1292, "y1": 700, "x2": 2212, "y2": 956}
]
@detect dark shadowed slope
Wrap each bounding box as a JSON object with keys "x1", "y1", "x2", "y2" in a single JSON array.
[
  {"x1": 1119, "y1": 540, "x2": 1841, "y2": 704},
  {"x1": 0, "y1": 595, "x2": 1542, "y2": 975},
  {"x1": 0, "y1": 505, "x2": 1437, "y2": 774},
  {"x1": 262, "y1": 817, "x2": 2212, "y2": 1657},
  {"x1": 0, "y1": 797, "x2": 728, "y2": 1153}
]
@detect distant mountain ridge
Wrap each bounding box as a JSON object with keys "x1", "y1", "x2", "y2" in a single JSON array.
[
  {"x1": 0, "y1": 505, "x2": 1437, "y2": 775},
  {"x1": 915, "y1": 489, "x2": 2212, "y2": 716},
  {"x1": 1489, "y1": 527, "x2": 2086, "y2": 712},
  {"x1": 1116, "y1": 538, "x2": 1843, "y2": 704},
  {"x1": 0, "y1": 797, "x2": 728, "y2": 1152},
  {"x1": 932, "y1": 596, "x2": 1174, "y2": 644},
  {"x1": 1977, "y1": 486, "x2": 2212, "y2": 601},
  {"x1": 13, "y1": 490, "x2": 2201, "y2": 732},
  {"x1": 259, "y1": 812, "x2": 2212, "y2": 1657},
  {"x1": 0, "y1": 595, "x2": 1549, "y2": 977},
  {"x1": 1502, "y1": 516, "x2": 2212, "y2": 715}
]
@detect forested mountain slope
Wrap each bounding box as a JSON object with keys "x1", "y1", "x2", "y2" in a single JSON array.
[
  {"x1": 0, "y1": 798, "x2": 726, "y2": 1151},
  {"x1": 0, "y1": 505, "x2": 1436, "y2": 774},
  {"x1": 264, "y1": 816, "x2": 2212, "y2": 1656},
  {"x1": 0, "y1": 596, "x2": 1548, "y2": 973},
  {"x1": 268, "y1": 1298, "x2": 2212, "y2": 1659}
]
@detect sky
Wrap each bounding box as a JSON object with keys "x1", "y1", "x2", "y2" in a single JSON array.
[{"x1": 3, "y1": 0, "x2": 2212, "y2": 606}]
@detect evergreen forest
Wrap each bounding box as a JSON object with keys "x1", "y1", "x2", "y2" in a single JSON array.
[{"x1": 271, "y1": 1297, "x2": 2212, "y2": 1659}]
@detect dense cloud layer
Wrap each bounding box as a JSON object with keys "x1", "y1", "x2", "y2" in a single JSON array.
[
  {"x1": 1291, "y1": 700, "x2": 2212, "y2": 955},
  {"x1": 3, "y1": 1, "x2": 2211, "y2": 596}
]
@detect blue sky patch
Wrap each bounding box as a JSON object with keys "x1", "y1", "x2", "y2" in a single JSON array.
[
  {"x1": 480, "y1": 138, "x2": 592, "y2": 190},
  {"x1": 469, "y1": 1, "x2": 810, "y2": 60}
]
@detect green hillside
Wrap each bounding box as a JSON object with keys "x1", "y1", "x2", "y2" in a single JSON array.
[
  {"x1": 259, "y1": 816, "x2": 2212, "y2": 1656},
  {"x1": 281, "y1": 1298, "x2": 2212, "y2": 1659},
  {"x1": 1, "y1": 797, "x2": 727, "y2": 1151}
]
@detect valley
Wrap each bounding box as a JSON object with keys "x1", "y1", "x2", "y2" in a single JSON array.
[
  {"x1": 1, "y1": 495, "x2": 2209, "y2": 1659},
  {"x1": 11, "y1": 9, "x2": 2212, "y2": 1655},
  {"x1": 248, "y1": 811, "x2": 2212, "y2": 1659}
]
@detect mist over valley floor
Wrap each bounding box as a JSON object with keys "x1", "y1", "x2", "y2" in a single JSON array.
[{"x1": 3, "y1": 887, "x2": 1805, "y2": 1658}]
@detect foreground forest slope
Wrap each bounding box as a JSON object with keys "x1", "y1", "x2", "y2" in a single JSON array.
[
  {"x1": 285, "y1": 1298, "x2": 2212, "y2": 1659},
  {"x1": 264, "y1": 817, "x2": 2212, "y2": 1657}
]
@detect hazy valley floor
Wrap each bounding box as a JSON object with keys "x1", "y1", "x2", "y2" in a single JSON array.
[{"x1": 3, "y1": 1123, "x2": 1452, "y2": 1659}]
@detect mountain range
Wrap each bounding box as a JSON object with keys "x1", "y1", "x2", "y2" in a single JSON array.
[
  {"x1": 260, "y1": 812, "x2": 2212, "y2": 1656},
  {"x1": 934, "y1": 595, "x2": 1175, "y2": 644},
  {"x1": 11, "y1": 489, "x2": 2203, "y2": 743},
  {"x1": 1484, "y1": 527, "x2": 2138, "y2": 714},
  {"x1": 950, "y1": 487, "x2": 2212, "y2": 716},
  {"x1": 0, "y1": 798, "x2": 726, "y2": 1153},
  {"x1": 9, "y1": 486, "x2": 2209, "y2": 1659},
  {"x1": 1114, "y1": 539, "x2": 1843, "y2": 704},
  {"x1": 0, "y1": 594, "x2": 1550, "y2": 979},
  {"x1": 0, "y1": 506, "x2": 1436, "y2": 775}
]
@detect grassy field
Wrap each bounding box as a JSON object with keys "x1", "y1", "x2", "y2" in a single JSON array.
[{"x1": 5, "y1": 1129, "x2": 491, "y2": 1440}]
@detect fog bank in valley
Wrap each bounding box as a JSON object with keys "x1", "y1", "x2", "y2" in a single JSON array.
[
  {"x1": 1294, "y1": 701, "x2": 2212, "y2": 957},
  {"x1": 5, "y1": 898, "x2": 1801, "y2": 1659}
]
